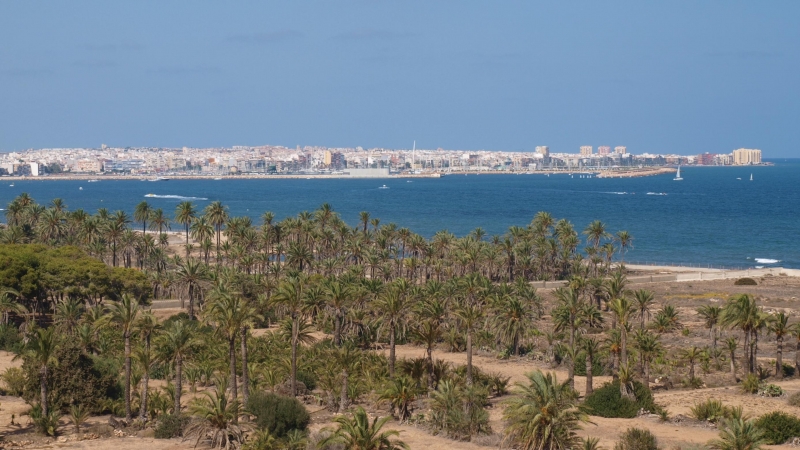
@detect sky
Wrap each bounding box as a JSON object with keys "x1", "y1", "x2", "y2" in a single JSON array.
[{"x1": 0, "y1": 1, "x2": 798, "y2": 157}]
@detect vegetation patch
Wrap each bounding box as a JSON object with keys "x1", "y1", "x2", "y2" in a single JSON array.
[
  {"x1": 245, "y1": 392, "x2": 310, "y2": 438},
  {"x1": 754, "y1": 411, "x2": 800, "y2": 445},
  {"x1": 614, "y1": 427, "x2": 659, "y2": 450},
  {"x1": 584, "y1": 380, "x2": 657, "y2": 418},
  {"x1": 734, "y1": 278, "x2": 758, "y2": 286}
]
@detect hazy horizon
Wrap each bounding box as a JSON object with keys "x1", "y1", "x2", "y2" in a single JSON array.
[{"x1": 1, "y1": 2, "x2": 798, "y2": 157}]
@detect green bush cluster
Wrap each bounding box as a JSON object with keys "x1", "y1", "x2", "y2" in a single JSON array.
[
  {"x1": 1, "y1": 367, "x2": 26, "y2": 396},
  {"x1": 584, "y1": 380, "x2": 657, "y2": 419},
  {"x1": 245, "y1": 392, "x2": 310, "y2": 438},
  {"x1": 741, "y1": 373, "x2": 760, "y2": 394},
  {"x1": 734, "y1": 277, "x2": 757, "y2": 286},
  {"x1": 758, "y1": 384, "x2": 783, "y2": 397},
  {"x1": 154, "y1": 414, "x2": 190, "y2": 439},
  {"x1": 754, "y1": 411, "x2": 800, "y2": 445},
  {"x1": 614, "y1": 427, "x2": 659, "y2": 450},
  {"x1": 0, "y1": 325, "x2": 22, "y2": 352},
  {"x1": 689, "y1": 399, "x2": 737, "y2": 423}
]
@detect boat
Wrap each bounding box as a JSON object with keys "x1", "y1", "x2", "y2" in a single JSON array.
[
  {"x1": 149, "y1": 177, "x2": 170, "y2": 182},
  {"x1": 646, "y1": 192, "x2": 667, "y2": 196},
  {"x1": 673, "y1": 166, "x2": 683, "y2": 181},
  {"x1": 79, "y1": 187, "x2": 83, "y2": 190},
  {"x1": 145, "y1": 193, "x2": 157, "y2": 197},
  {"x1": 213, "y1": 177, "x2": 223, "y2": 181},
  {"x1": 750, "y1": 173, "x2": 753, "y2": 181},
  {"x1": 9, "y1": 183, "x2": 14, "y2": 187},
  {"x1": 87, "y1": 179, "x2": 99, "y2": 183},
  {"x1": 378, "y1": 185, "x2": 389, "y2": 189},
  {"x1": 737, "y1": 177, "x2": 742, "y2": 180}
]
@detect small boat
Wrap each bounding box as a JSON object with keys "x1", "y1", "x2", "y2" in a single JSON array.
[
  {"x1": 9, "y1": 183, "x2": 14, "y2": 187},
  {"x1": 378, "y1": 185, "x2": 389, "y2": 189},
  {"x1": 79, "y1": 187, "x2": 83, "y2": 190},
  {"x1": 87, "y1": 179, "x2": 99, "y2": 183},
  {"x1": 149, "y1": 177, "x2": 169, "y2": 182},
  {"x1": 213, "y1": 177, "x2": 222, "y2": 181},
  {"x1": 145, "y1": 193, "x2": 157, "y2": 197},
  {"x1": 736, "y1": 177, "x2": 742, "y2": 180},
  {"x1": 673, "y1": 165, "x2": 683, "y2": 181}
]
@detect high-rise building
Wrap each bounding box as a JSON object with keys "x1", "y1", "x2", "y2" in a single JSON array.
[
  {"x1": 597, "y1": 146, "x2": 610, "y2": 155},
  {"x1": 580, "y1": 146, "x2": 593, "y2": 156},
  {"x1": 614, "y1": 146, "x2": 627, "y2": 154},
  {"x1": 535, "y1": 146, "x2": 549, "y2": 157},
  {"x1": 732, "y1": 148, "x2": 762, "y2": 165},
  {"x1": 323, "y1": 151, "x2": 333, "y2": 166}
]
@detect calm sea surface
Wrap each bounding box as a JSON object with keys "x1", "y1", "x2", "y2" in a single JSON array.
[{"x1": 2, "y1": 159, "x2": 799, "y2": 269}]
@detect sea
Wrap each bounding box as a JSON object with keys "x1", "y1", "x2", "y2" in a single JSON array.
[{"x1": 2, "y1": 159, "x2": 799, "y2": 270}]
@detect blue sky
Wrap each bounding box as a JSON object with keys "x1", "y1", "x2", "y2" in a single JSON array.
[{"x1": 1, "y1": 1, "x2": 798, "y2": 156}]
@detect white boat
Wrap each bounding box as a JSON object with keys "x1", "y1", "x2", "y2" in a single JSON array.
[
  {"x1": 87, "y1": 179, "x2": 99, "y2": 183},
  {"x1": 737, "y1": 177, "x2": 742, "y2": 180},
  {"x1": 79, "y1": 187, "x2": 83, "y2": 190},
  {"x1": 213, "y1": 177, "x2": 223, "y2": 181},
  {"x1": 149, "y1": 177, "x2": 170, "y2": 182},
  {"x1": 673, "y1": 166, "x2": 683, "y2": 181},
  {"x1": 145, "y1": 193, "x2": 157, "y2": 197},
  {"x1": 9, "y1": 184, "x2": 14, "y2": 187},
  {"x1": 378, "y1": 185, "x2": 389, "y2": 189},
  {"x1": 750, "y1": 173, "x2": 753, "y2": 181}
]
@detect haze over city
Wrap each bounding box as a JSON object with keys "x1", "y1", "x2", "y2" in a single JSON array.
[{"x1": 1, "y1": 2, "x2": 798, "y2": 157}]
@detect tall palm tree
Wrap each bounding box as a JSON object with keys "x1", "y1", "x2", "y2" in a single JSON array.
[
  {"x1": 149, "y1": 208, "x2": 170, "y2": 236},
  {"x1": 609, "y1": 296, "x2": 634, "y2": 370},
  {"x1": 204, "y1": 201, "x2": 229, "y2": 264},
  {"x1": 204, "y1": 287, "x2": 247, "y2": 402},
  {"x1": 135, "y1": 312, "x2": 160, "y2": 420},
  {"x1": 324, "y1": 278, "x2": 353, "y2": 347},
  {"x1": 580, "y1": 337, "x2": 601, "y2": 396},
  {"x1": 272, "y1": 277, "x2": 307, "y2": 397},
  {"x1": 725, "y1": 337, "x2": 739, "y2": 381},
  {"x1": 174, "y1": 258, "x2": 208, "y2": 320},
  {"x1": 634, "y1": 330, "x2": 662, "y2": 389},
  {"x1": 769, "y1": 312, "x2": 790, "y2": 378},
  {"x1": 680, "y1": 346, "x2": 704, "y2": 382},
  {"x1": 615, "y1": 230, "x2": 633, "y2": 263},
  {"x1": 320, "y1": 407, "x2": 408, "y2": 450},
  {"x1": 175, "y1": 201, "x2": 196, "y2": 251},
  {"x1": 503, "y1": 371, "x2": 588, "y2": 450},
  {"x1": 157, "y1": 319, "x2": 199, "y2": 416},
  {"x1": 633, "y1": 289, "x2": 655, "y2": 330},
  {"x1": 722, "y1": 294, "x2": 760, "y2": 374},
  {"x1": 108, "y1": 293, "x2": 140, "y2": 421},
  {"x1": 375, "y1": 286, "x2": 411, "y2": 378},
  {"x1": 20, "y1": 327, "x2": 58, "y2": 416},
  {"x1": 698, "y1": 305, "x2": 723, "y2": 357},
  {"x1": 134, "y1": 201, "x2": 152, "y2": 235},
  {"x1": 453, "y1": 301, "x2": 484, "y2": 385}
]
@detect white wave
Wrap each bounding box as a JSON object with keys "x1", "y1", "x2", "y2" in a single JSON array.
[
  {"x1": 646, "y1": 192, "x2": 667, "y2": 196},
  {"x1": 754, "y1": 258, "x2": 780, "y2": 264},
  {"x1": 144, "y1": 194, "x2": 208, "y2": 200},
  {"x1": 603, "y1": 191, "x2": 628, "y2": 195}
]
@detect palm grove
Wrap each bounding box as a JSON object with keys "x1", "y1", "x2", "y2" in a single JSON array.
[{"x1": 0, "y1": 193, "x2": 790, "y2": 450}]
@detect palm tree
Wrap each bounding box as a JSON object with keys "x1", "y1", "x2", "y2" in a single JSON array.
[
  {"x1": 174, "y1": 258, "x2": 208, "y2": 320},
  {"x1": 681, "y1": 346, "x2": 704, "y2": 383},
  {"x1": 609, "y1": 296, "x2": 635, "y2": 370},
  {"x1": 174, "y1": 201, "x2": 196, "y2": 249},
  {"x1": 379, "y1": 376, "x2": 419, "y2": 422},
  {"x1": 633, "y1": 289, "x2": 655, "y2": 330},
  {"x1": 503, "y1": 371, "x2": 588, "y2": 450},
  {"x1": 324, "y1": 278, "x2": 353, "y2": 347},
  {"x1": 204, "y1": 201, "x2": 229, "y2": 264},
  {"x1": 204, "y1": 288, "x2": 247, "y2": 402},
  {"x1": 272, "y1": 277, "x2": 307, "y2": 397},
  {"x1": 615, "y1": 230, "x2": 633, "y2": 263},
  {"x1": 580, "y1": 337, "x2": 601, "y2": 397},
  {"x1": 157, "y1": 319, "x2": 199, "y2": 416},
  {"x1": 320, "y1": 407, "x2": 408, "y2": 450},
  {"x1": 134, "y1": 201, "x2": 152, "y2": 235},
  {"x1": 722, "y1": 294, "x2": 760, "y2": 374},
  {"x1": 709, "y1": 416, "x2": 766, "y2": 450},
  {"x1": 633, "y1": 330, "x2": 662, "y2": 389},
  {"x1": 453, "y1": 301, "x2": 484, "y2": 385},
  {"x1": 698, "y1": 305, "x2": 723, "y2": 357},
  {"x1": 768, "y1": 312, "x2": 790, "y2": 378},
  {"x1": 0, "y1": 290, "x2": 26, "y2": 325},
  {"x1": 108, "y1": 293, "x2": 140, "y2": 421},
  {"x1": 185, "y1": 386, "x2": 247, "y2": 450},
  {"x1": 20, "y1": 327, "x2": 58, "y2": 416},
  {"x1": 375, "y1": 286, "x2": 411, "y2": 378}
]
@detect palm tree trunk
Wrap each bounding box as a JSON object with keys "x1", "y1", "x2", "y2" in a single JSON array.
[
  {"x1": 174, "y1": 355, "x2": 183, "y2": 416},
  {"x1": 334, "y1": 313, "x2": 342, "y2": 347},
  {"x1": 40, "y1": 365, "x2": 48, "y2": 416},
  {"x1": 620, "y1": 329, "x2": 628, "y2": 369},
  {"x1": 139, "y1": 372, "x2": 149, "y2": 420},
  {"x1": 585, "y1": 353, "x2": 593, "y2": 396},
  {"x1": 125, "y1": 334, "x2": 132, "y2": 420},
  {"x1": 229, "y1": 336, "x2": 238, "y2": 401},
  {"x1": 466, "y1": 331, "x2": 473, "y2": 386},
  {"x1": 751, "y1": 330, "x2": 758, "y2": 374},
  {"x1": 291, "y1": 317, "x2": 298, "y2": 397},
  {"x1": 644, "y1": 360, "x2": 651, "y2": 389},
  {"x1": 241, "y1": 327, "x2": 250, "y2": 404},
  {"x1": 777, "y1": 336, "x2": 784, "y2": 379},
  {"x1": 730, "y1": 350, "x2": 737, "y2": 381},
  {"x1": 389, "y1": 322, "x2": 396, "y2": 378},
  {"x1": 743, "y1": 331, "x2": 750, "y2": 373},
  {"x1": 796, "y1": 338, "x2": 800, "y2": 378},
  {"x1": 427, "y1": 345, "x2": 434, "y2": 391},
  {"x1": 339, "y1": 368, "x2": 349, "y2": 413}
]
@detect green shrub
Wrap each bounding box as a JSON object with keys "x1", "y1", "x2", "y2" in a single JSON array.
[
  {"x1": 787, "y1": 391, "x2": 800, "y2": 407},
  {"x1": 0, "y1": 324, "x2": 22, "y2": 352},
  {"x1": 734, "y1": 278, "x2": 757, "y2": 286},
  {"x1": 21, "y1": 340, "x2": 121, "y2": 412},
  {"x1": 584, "y1": 380, "x2": 657, "y2": 419},
  {"x1": 154, "y1": 414, "x2": 189, "y2": 439},
  {"x1": 782, "y1": 363, "x2": 796, "y2": 378},
  {"x1": 574, "y1": 353, "x2": 607, "y2": 377},
  {"x1": 741, "y1": 373, "x2": 759, "y2": 394},
  {"x1": 614, "y1": 427, "x2": 659, "y2": 450},
  {"x1": 29, "y1": 404, "x2": 60, "y2": 436},
  {"x1": 754, "y1": 411, "x2": 800, "y2": 445},
  {"x1": 245, "y1": 391, "x2": 310, "y2": 438},
  {"x1": 295, "y1": 370, "x2": 317, "y2": 391},
  {"x1": 689, "y1": 399, "x2": 735, "y2": 423},
  {"x1": 1, "y1": 367, "x2": 26, "y2": 396},
  {"x1": 758, "y1": 384, "x2": 783, "y2": 397}
]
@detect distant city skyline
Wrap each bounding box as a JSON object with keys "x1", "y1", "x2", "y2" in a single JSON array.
[{"x1": 1, "y1": 2, "x2": 797, "y2": 157}]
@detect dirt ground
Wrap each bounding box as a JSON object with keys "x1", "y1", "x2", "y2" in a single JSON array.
[{"x1": 3, "y1": 274, "x2": 800, "y2": 449}]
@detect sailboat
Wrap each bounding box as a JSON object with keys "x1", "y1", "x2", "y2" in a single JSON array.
[
  {"x1": 673, "y1": 165, "x2": 683, "y2": 181},
  {"x1": 750, "y1": 173, "x2": 753, "y2": 181}
]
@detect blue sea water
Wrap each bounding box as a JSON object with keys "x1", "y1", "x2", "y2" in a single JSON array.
[{"x1": 2, "y1": 160, "x2": 799, "y2": 269}]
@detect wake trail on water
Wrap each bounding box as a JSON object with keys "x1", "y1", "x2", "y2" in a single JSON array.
[
  {"x1": 754, "y1": 258, "x2": 780, "y2": 264},
  {"x1": 144, "y1": 194, "x2": 208, "y2": 200}
]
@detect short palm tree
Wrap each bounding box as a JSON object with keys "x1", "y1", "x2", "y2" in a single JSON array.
[
  {"x1": 156, "y1": 319, "x2": 199, "y2": 415},
  {"x1": 378, "y1": 376, "x2": 420, "y2": 422},
  {"x1": 108, "y1": 293, "x2": 140, "y2": 420},
  {"x1": 20, "y1": 327, "x2": 58, "y2": 416},
  {"x1": 185, "y1": 386, "x2": 248, "y2": 450},
  {"x1": 708, "y1": 416, "x2": 766, "y2": 450},
  {"x1": 680, "y1": 346, "x2": 704, "y2": 383},
  {"x1": 768, "y1": 312, "x2": 790, "y2": 378},
  {"x1": 503, "y1": 371, "x2": 588, "y2": 450},
  {"x1": 320, "y1": 406, "x2": 408, "y2": 450},
  {"x1": 633, "y1": 289, "x2": 655, "y2": 330}
]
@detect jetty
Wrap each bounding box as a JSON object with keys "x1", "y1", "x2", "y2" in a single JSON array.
[{"x1": 596, "y1": 167, "x2": 677, "y2": 178}]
